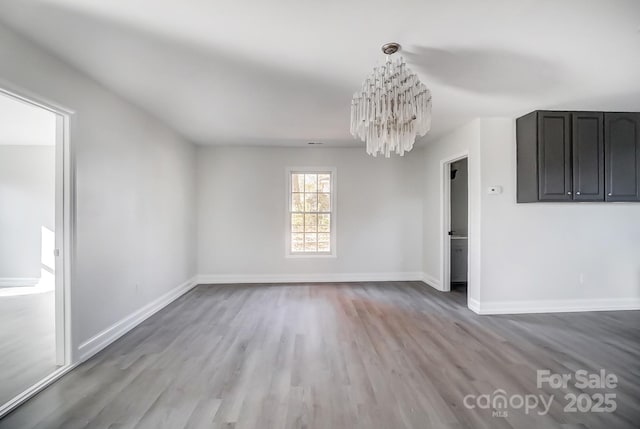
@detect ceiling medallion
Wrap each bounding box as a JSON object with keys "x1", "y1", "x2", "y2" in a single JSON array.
[{"x1": 350, "y1": 43, "x2": 432, "y2": 157}]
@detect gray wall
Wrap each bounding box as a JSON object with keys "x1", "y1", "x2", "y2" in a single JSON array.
[
  {"x1": 197, "y1": 146, "x2": 425, "y2": 278},
  {"x1": 0, "y1": 146, "x2": 55, "y2": 280},
  {"x1": 479, "y1": 118, "x2": 640, "y2": 305},
  {"x1": 0, "y1": 23, "x2": 197, "y2": 353},
  {"x1": 423, "y1": 117, "x2": 640, "y2": 311}
]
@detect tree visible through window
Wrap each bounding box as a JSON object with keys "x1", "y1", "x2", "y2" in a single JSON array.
[{"x1": 290, "y1": 171, "x2": 332, "y2": 253}]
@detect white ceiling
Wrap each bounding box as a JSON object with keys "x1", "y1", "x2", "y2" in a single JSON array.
[
  {"x1": 1, "y1": 0, "x2": 639, "y2": 147},
  {"x1": 0, "y1": 91, "x2": 56, "y2": 146}
]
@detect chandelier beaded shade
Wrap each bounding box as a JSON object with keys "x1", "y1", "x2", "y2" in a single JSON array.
[{"x1": 350, "y1": 43, "x2": 432, "y2": 157}]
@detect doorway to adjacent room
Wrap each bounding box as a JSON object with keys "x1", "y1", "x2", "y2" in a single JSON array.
[
  {"x1": 442, "y1": 154, "x2": 469, "y2": 301},
  {"x1": 0, "y1": 87, "x2": 72, "y2": 417}
]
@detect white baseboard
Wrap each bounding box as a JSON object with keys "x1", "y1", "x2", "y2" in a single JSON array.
[
  {"x1": 0, "y1": 277, "x2": 39, "y2": 287},
  {"x1": 469, "y1": 297, "x2": 640, "y2": 315},
  {"x1": 421, "y1": 272, "x2": 442, "y2": 291},
  {"x1": 468, "y1": 297, "x2": 481, "y2": 313},
  {"x1": 77, "y1": 276, "x2": 197, "y2": 362},
  {"x1": 196, "y1": 272, "x2": 424, "y2": 285}
]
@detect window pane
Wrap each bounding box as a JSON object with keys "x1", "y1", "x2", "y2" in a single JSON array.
[
  {"x1": 292, "y1": 193, "x2": 304, "y2": 212},
  {"x1": 291, "y1": 174, "x2": 305, "y2": 192},
  {"x1": 318, "y1": 233, "x2": 330, "y2": 252},
  {"x1": 292, "y1": 233, "x2": 304, "y2": 252},
  {"x1": 304, "y1": 174, "x2": 317, "y2": 192},
  {"x1": 290, "y1": 171, "x2": 333, "y2": 255},
  {"x1": 318, "y1": 214, "x2": 330, "y2": 232},
  {"x1": 291, "y1": 213, "x2": 304, "y2": 232},
  {"x1": 318, "y1": 174, "x2": 331, "y2": 192},
  {"x1": 304, "y1": 214, "x2": 317, "y2": 232},
  {"x1": 305, "y1": 233, "x2": 317, "y2": 252},
  {"x1": 318, "y1": 193, "x2": 331, "y2": 212},
  {"x1": 304, "y1": 193, "x2": 317, "y2": 212}
]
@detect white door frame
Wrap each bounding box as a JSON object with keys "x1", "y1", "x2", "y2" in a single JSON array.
[
  {"x1": 440, "y1": 151, "x2": 469, "y2": 293},
  {"x1": 0, "y1": 84, "x2": 76, "y2": 418}
]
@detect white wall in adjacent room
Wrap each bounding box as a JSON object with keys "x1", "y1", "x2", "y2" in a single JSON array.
[
  {"x1": 0, "y1": 146, "x2": 55, "y2": 281},
  {"x1": 478, "y1": 118, "x2": 640, "y2": 308},
  {"x1": 197, "y1": 146, "x2": 425, "y2": 280},
  {"x1": 0, "y1": 23, "x2": 197, "y2": 355}
]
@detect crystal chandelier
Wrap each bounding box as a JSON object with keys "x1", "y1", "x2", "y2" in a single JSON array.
[{"x1": 350, "y1": 43, "x2": 432, "y2": 157}]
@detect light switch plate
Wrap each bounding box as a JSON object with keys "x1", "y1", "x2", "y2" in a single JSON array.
[{"x1": 488, "y1": 186, "x2": 502, "y2": 195}]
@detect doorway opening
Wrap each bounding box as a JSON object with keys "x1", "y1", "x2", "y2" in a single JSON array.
[
  {"x1": 442, "y1": 155, "x2": 469, "y2": 303},
  {"x1": 0, "y1": 87, "x2": 72, "y2": 417}
]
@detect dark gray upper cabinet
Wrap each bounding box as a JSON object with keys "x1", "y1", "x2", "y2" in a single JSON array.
[
  {"x1": 517, "y1": 110, "x2": 639, "y2": 203},
  {"x1": 517, "y1": 111, "x2": 572, "y2": 202},
  {"x1": 573, "y1": 112, "x2": 604, "y2": 201},
  {"x1": 605, "y1": 113, "x2": 640, "y2": 202},
  {"x1": 538, "y1": 112, "x2": 572, "y2": 201}
]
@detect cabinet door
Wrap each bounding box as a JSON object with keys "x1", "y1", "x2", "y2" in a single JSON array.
[
  {"x1": 538, "y1": 112, "x2": 572, "y2": 201},
  {"x1": 572, "y1": 112, "x2": 604, "y2": 201},
  {"x1": 605, "y1": 113, "x2": 640, "y2": 202}
]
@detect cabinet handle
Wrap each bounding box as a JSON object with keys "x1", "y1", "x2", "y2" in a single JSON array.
[
  {"x1": 576, "y1": 191, "x2": 581, "y2": 195},
  {"x1": 608, "y1": 193, "x2": 612, "y2": 196},
  {"x1": 567, "y1": 191, "x2": 572, "y2": 195}
]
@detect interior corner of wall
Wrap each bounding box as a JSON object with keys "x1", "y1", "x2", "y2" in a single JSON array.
[{"x1": 422, "y1": 272, "x2": 442, "y2": 291}]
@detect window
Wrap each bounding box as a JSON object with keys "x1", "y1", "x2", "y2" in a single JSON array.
[{"x1": 288, "y1": 169, "x2": 335, "y2": 256}]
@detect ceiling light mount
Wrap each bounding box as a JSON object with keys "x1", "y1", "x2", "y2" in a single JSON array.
[{"x1": 381, "y1": 42, "x2": 401, "y2": 55}]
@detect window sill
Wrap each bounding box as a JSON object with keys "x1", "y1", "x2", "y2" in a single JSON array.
[{"x1": 285, "y1": 253, "x2": 337, "y2": 259}]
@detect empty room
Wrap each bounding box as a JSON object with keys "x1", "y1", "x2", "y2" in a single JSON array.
[{"x1": 0, "y1": 1, "x2": 638, "y2": 428}]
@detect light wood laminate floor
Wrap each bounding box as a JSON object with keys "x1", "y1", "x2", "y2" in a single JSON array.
[
  {"x1": 1, "y1": 282, "x2": 638, "y2": 429},
  {"x1": 0, "y1": 290, "x2": 57, "y2": 406}
]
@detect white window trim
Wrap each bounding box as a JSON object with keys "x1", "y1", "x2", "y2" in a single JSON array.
[{"x1": 285, "y1": 166, "x2": 337, "y2": 258}]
